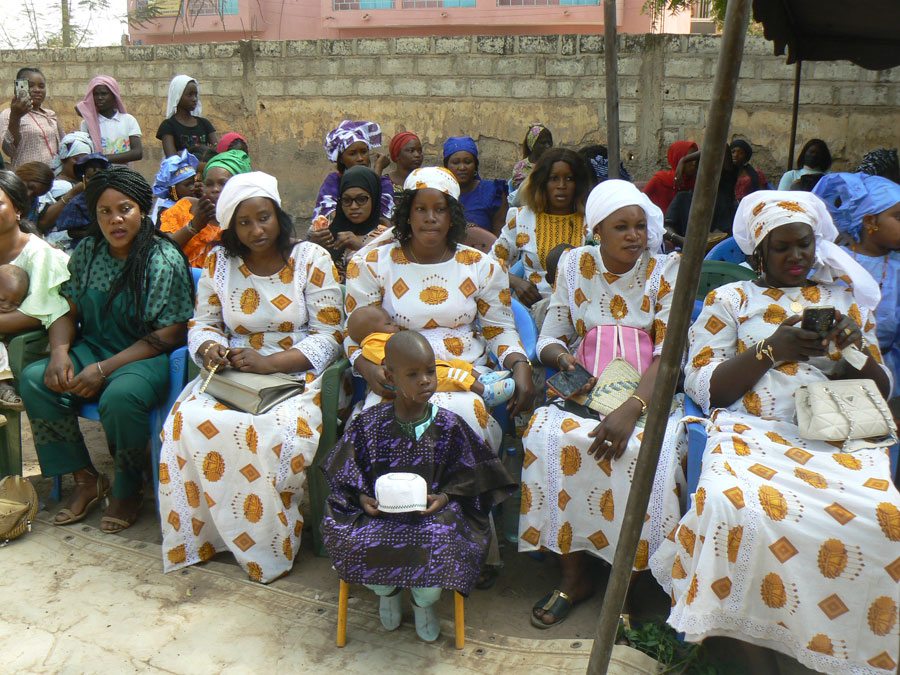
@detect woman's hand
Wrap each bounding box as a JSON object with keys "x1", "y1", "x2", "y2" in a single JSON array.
[
  {"x1": 587, "y1": 397, "x2": 643, "y2": 462},
  {"x1": 334, "y1": 231, "x2": 363, "y2": 252},
  {"x1": 509, "y1": 274, "x2": 542, "y2": 308},
  {"x1": 553, "y1": 352, "x2": 597, "y2": 398},
  {"x1": 44, "y1": 350, "x2": 74, "y2": 393},
  {"x1": 419, "y1": 493, "x2": 449, "y2": 517},
  {"x1": 506, "y1": 359, "x2": 535, "y2": 418},
  {"x1": 191, "y1": 196, "x2": 216, "y2": 231},
  {"x1": 355, "y1": 356, "x2": 395, "y2": 399},
  {"x1": 824, "y1": 310, "x2": 863, "y2": 351},
  {"x1": 228, "y1": 348, "x2": 272, "y2": 374},
  {"x1": 200, "y1": 341, "x2": 230, "y2": 371},
  {"x1": 9, "y1": 95, "x2": 31, "y2": 119},
  {"x1": 67, "y1": 362, "x2": 106, "y2": 399},
  {"x1": 373, "y1": 153, "x2": 391, "y2": 175},
  {"x1": 360, "y1": 494, "x2": 381, "y2": 517},
  {"x1": 766, "y1": 315, "x2": 829, "y2": 362},
  {"x1": 307, "y1": 227, "x2": 335, "y2": 249}
]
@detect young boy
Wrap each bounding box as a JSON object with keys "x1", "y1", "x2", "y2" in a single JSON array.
[
  {"x1": 0, "y1": 265, "x2": 30, "y2": 411},
  {"x1": 321, "y1": 331, "x2": 515, "y2": 642},
  {"x1": 49, "y1": 153, "x2": 109, "y2": 252},
  {"x1": 346, "y1": 305, "x2": 515, "y2": 406}
]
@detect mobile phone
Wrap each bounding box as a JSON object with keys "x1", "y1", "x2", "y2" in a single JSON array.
[
  {"x1": 547, "y1": 362, "x2": 593, "y2": 399},
  {"x1": 801, "y1": 305, "x2": 835, "y2": 336},
  {"x1": 14, "y1": 79, "x2": 29, "y2": 101}
]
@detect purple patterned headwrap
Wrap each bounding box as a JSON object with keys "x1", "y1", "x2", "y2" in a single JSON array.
[{"x1": 324, "y1": 120, "x2": 382, "y2": 162}]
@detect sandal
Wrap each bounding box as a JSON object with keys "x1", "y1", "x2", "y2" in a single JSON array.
[
  {"x1": 0, "y1": 383, "x2": 24, "y2": 412},
  {"x1": 531, "y1": 589, "x2": 575, "y2": 629},
  {"x1": 54, "y1": 473, "x2": 109, "y2": 526},
  {"x1": 100, "y1": 492, "x2": 143, "y2": 534},
  {"x1": 475, "y1": 565, "x2": 500, "y2": 590}
]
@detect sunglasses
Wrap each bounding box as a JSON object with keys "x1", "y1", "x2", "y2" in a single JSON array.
[{"x1": 341, "y1": 194, "x2": 371, "y2": 208}]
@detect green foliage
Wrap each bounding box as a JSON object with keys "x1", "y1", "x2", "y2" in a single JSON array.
[
  {"x1": 642, "y1": 0, "x2": 729, "y2": 26},
  {"x1": 620, "y1": 619, "x2": 746, "y2": 674}
]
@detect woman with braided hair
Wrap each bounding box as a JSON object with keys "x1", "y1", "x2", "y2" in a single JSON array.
[{"x1": 20, "y1": 166, "x2": 195, "y2": 533}]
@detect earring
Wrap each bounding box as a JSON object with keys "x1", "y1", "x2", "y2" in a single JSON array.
[{"x1": 869, "y1": 225, "x2": 879, "y2": 234}]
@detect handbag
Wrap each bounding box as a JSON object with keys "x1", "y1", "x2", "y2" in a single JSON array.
[
  {"x1": 795, "y1": 378, "x2": 897, "y2": 445},
  {"x1": 201, "y1": 368, "x2": 305, "y2": 415},
  {"x1": 573, "y1": 325, "x2": 652, "y2": 419},
  {"x1": 0, "y1": 475, "x2": 38, "y2": 545}
]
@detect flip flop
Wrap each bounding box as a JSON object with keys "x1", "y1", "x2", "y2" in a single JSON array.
[
  {"x1": 531, "y1": 589, "x2": 574, "y2": 629},
  {"x1": 53, "y1": 473, "x2": 109, "y2": 526},
  {"x1": 0, "y1": 383, "x2": 24, "y2": 412}
]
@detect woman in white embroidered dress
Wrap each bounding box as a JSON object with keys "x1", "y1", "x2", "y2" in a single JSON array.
[
  {"x1": 650, "y1": 191, "x2": 900, "y2": 674},
  {"x1": 344, "y1": 166, "x2": 534, "y2": 453},
  {"x1": 158, "y1": 172, "x2": 343, "y2": 583},
  {"x1": 519, "y1": 180, "x2": 685, "y2": 628}
]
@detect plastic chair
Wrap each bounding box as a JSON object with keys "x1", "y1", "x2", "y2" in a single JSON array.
[
  {"x1": 692, "y1": 261, "x2": 758, "y2": 321},
  {"x1": 490, "y1": 297, "x2": 539, "y2": 435},
  {"x1": 704, "y1": 237, "x2": 746, "y2": 264},
  {"x1": 337, "y1": 579, "x2": 465, "y2": 649},
  {"x1": 509, "y1": 259, "x2": 525, "y2": 278}
]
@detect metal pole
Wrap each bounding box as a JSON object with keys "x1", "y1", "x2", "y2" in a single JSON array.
[
  {"x1": 603, "y1": 0, "x2": 620, "y2": 179},
  {"x1": 585, "y1": 0, "x2": 752, "y2": 672},
  {"x1": 787, "y1": 61, "x2": 802, "y2": 172}
]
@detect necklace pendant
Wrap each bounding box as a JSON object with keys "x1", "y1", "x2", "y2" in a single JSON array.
[{"x1": 790, "y1": 301, "x2": 803, "y2": 314}]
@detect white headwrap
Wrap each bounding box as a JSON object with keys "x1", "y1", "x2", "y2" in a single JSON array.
[
  {"x1": 166, "y1": 75, "x2": 202, "y2": 118},
  {"x1": 216, "y1": 172, "x2": 280, "y2": 230},
  {"x1": 733, "y1": 190, "x2": 881, "y2": 312},
  {"x1": 584, "y1": 179, "x2": 665, "y2": 252},
  {"x1": 403, "y1": 166, "x2": 461, "y2": 200},
  {"x1": 51, "y1": 131, "x2": 93, "y2": 175}
]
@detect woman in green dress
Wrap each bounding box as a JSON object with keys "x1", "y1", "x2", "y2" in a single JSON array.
[{"x1": 20, "y1": 166, "x2": 195, "y2": 533}]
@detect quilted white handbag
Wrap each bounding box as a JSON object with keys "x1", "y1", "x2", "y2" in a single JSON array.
[{"x1": 795, "y1": 379, "x2": 896, "y2": 443}]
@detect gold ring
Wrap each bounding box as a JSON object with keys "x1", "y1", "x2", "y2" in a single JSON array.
[{"x1": 843, "y1": 328, "x2": 853, "y2": 336}]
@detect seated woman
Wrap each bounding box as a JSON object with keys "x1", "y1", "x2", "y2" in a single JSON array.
[
  {"x1": 0, "y1": 169, "x2": 70, "y2": 353},
  {"x1": 730, "y1": 139, "x2": 768, "y2": 201},
  {"x1": 162, "y1": 148, "x2": 251, "y2": 268},
  {"x1": 508, "y1": 123, "x2": 552, "y2": 205},
  {"x1": 344, "y1": 166, "x2": 533, "y2": 454},
  {"x1": 779, "y1": 138, "x2": 832, "y2": 191},
  {"x1": 493, "y1": 148, "x2": 592, "y2": 308},
  {"x1": 443, "y1": 136, "x2": 509, "y2": 235},
  {"x1": 386, "y1": 131, "x2": 423, "y2": 199},
  {"x1": 322, "y1": 330, "x2": 515, "y2": 641},
  {"x1": 20, "y1": 166, "x2": 195, "y2": 533},
  {"x1": 313, "y1": 120, "x2": 394, "y2": 221},
  {"x1": 643, "y1": 141, "x2": 698, "y2": 213},
  {"x1": 519, "y1": 179, "x2": 685, "y2": 628},
  {"x1": 813, "y1": 172, "x2": 900, "y2": 387},
  {"x1": 158, "y1": 172, "x2": 344, "y2": 583},
  {"x1": 651, "y1": 191, "x2": 899, "y2": 674},
  {"x1": 306, "y1": 165, "x2": 391, "y2": 281}
]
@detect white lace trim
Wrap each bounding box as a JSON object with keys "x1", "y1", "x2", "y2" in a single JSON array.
[
  {"x1": 188, "y1": 330, "x2": 227, "y2": 368},
  {"x1": 690, "y1": 365, "x2": 715, "y2": 415},
  {"x1": 646, "y1": 400, "x2": 685, "y2": 560},
  {"x1": 668, "y1": 607, "x2": 891, "y2": 675},
  {"x1": 536, "y1": 336, "x2": 567, "y2": 361},
  {"x1": 296, "y1": 335, "x2": 335, "y2": 375}
]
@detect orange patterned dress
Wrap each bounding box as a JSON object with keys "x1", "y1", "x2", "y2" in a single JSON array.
[
  {"x1": 157, "y1": 242, "x2": 344, "y2": 583},
  {"x1": 518, "y1": 247, "x2": 685, "y2": 569},
  {"x1": 651, "y1": 280, "x2": 900, "y2": 674},
  {"x1": 159, "y1": 197, "x2": 221, "y2": 269}
]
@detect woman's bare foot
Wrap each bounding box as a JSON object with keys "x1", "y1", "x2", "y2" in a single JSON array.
[
  {"x1": 100, "y1": 493, "x2": 142, "y2": 533},
  {"x1": 53, "y1": 468, "x2": 106, "y2": 525}
]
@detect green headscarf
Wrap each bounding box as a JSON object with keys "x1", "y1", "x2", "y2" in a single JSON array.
[{"x1": 203, "y1": 149, "x2": 252, "y2": 180}]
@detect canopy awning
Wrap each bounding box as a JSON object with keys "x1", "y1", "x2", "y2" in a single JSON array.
[{"x1": 753, "y1": 0, "x2": 900, "y2": 70}]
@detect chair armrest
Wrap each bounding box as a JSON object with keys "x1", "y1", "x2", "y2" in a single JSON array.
[
  {"x1": 684, "y1": 397, "x2": 707, "y2": 498},
  {"x1": 8, "y1": 330, "x2": 49, "y2": 380}
]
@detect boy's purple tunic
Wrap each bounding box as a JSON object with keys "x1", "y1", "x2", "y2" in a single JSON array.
[{"x1": 321, "y1": 403, "x2": 515, "y2": 595}]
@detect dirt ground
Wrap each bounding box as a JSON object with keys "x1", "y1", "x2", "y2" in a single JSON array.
[{"x1": 7, "y1": 414, "x2": 816, "y2": 674}]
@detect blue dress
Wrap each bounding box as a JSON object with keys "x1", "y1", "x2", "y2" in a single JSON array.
[
  {"x1": 842, "y1": 247, "x2": 900, "y2": 388},
  {"x1": 459, "y1": 178, "x2": 508, "y2": 231}
]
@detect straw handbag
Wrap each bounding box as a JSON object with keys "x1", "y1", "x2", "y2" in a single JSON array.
[
  {"x1": 575, "y1": 325, "x2": 652, "y2": 419},
  {"x1": 0, "y1": 475, "x2": 38, "y2": 544}
]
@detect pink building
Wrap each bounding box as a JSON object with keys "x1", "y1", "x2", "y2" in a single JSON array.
[{"x1": 129, "y1": 0, "x2": 701, "y2": 44}]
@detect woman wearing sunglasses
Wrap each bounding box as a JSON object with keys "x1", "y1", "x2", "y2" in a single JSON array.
[{"x1": 306, "y1": 165, "x2": 391, "y2": 281}]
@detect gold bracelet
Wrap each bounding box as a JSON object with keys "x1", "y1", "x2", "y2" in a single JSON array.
[
  {"x1": 755, "y1": 339, "x2": 776, "y2": 365},
  {"x1": 201, "y1": 342, "x2": 217, "y2": 361},
  {"x1": 629, "y1": 394, "x2": 648, "y2": 415},
  {"x1": 555, "y1": 352, "x2": 569, "y2": 370}
]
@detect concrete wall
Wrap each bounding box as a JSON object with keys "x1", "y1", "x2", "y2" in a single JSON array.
[{"x1": 2, "y1": 35, "x2": 899, "y2": 220}]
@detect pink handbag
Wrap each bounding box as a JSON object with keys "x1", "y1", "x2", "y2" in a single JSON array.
[{"x1": 575, "y1": 325, "x2": 653, "y2": 377}]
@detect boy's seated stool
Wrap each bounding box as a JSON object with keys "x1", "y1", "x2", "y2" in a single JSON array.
[{"x1": 336, "y1": 579, "x2": 466, "y2": 649}]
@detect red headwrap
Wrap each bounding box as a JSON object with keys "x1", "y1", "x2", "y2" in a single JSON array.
[
  {"x1": 216, "y1": 132, "x2": 248, "y2": 154},
  {"x1": 389, "y1": 132, "x2": 420, "y2": 162}
]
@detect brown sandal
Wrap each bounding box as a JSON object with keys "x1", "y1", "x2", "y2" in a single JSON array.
[
  {"x1": 0, "y1": 383, "x2": 24, "y2": 412},
  {"x1": 54, "y1": 473, "x2": 109, "y2": 526}
]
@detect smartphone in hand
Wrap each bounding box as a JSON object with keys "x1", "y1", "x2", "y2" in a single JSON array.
[
  {"x1": 14, "y1": 79, "x2": 29, "y2": 101},
  {"x1": 547, "y1": 362, "x2": 593, "y2": 399},
  {"x1": 801, "y1": 305, "x2": 835, "y2": 336}
]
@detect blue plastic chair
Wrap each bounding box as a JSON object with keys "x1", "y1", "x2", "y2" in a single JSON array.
[
  {"x1": 509, "y1": 259, "x2": 525, "y2": 278},
  {"x1": 490, "y1": 298, "x2": 539, "y2": 435},
  {"x1": 704, "y1": 237, "x2": 745, "y2": 264}
]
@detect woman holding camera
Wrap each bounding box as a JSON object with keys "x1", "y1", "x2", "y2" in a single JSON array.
[
  {"x1": 652, "y1": 191, "x2": 899, "y2": 674},
  {"x1": 0, "y1": 68, "x2": 63, "y2": 170}
]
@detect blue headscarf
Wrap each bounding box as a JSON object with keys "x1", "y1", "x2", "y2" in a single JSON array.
[
  {"x1": 153, "y1": 149, "x2": 199, "y2": 197},
  {"x1": 813, "y1": 172, "x2": 900, "y2": 241},
  {"x1": 442, "y1": 136, "x2": 479, "y2": 161}
]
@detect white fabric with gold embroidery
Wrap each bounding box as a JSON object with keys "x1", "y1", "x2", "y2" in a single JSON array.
[
  {"x1": 650, "y1": 279, "x2": 900, "y2": 675},
  {"x1": 519, "y1": 246, "x2": 686, "y2": 568},
  {"x1": 158, "y1": 242, "x2": 344, "y2": 583},
  {"x1": 344, "y1": 242, "x2": 526, "y2": 451}
]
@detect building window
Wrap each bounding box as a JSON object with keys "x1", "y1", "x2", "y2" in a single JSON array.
[
  {"x1": 137, "y1": 0, "x2": 239, "y2": 16},
  {"x1": 400, "y1": 0, "x2": 475, "y2": 7},
  {"x1": 333, "y1": 0, "x2": 393, "y2": 8},
  {"x1": 497, "y1": 0, "x2": 598, "y2": 4}
]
